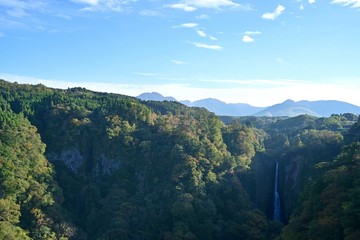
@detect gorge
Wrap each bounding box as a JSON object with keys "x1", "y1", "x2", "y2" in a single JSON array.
[{"x1": 1, "y1": 80, "x2": 360, "y2": 240}]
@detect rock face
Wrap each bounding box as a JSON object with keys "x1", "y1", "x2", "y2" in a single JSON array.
[
  {"x1": 95, "y1": 154, "x2": 121, "y2": 176},
  {"x1": 47, "y1": 149, "x2": 84, "y2": 173},
  {"x1": 250, "y1": 153, "x2": 311, "y2": 223},
  {"x1": 249, "y1": 154, "x2": 276, "y2": 219},
  {"x1": 48, "y1": 149, "x2": 120, "y2": 175},
  {"x1": 281, "y1": 156, "x2": 303, "y2": 222}
]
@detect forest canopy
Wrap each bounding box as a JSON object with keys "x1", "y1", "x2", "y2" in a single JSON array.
[{"x1": 0, "y1": 79, "x2": 359, "y2": 240}]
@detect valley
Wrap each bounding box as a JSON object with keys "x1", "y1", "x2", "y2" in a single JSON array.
[{"x1": 1, "y1": 80, "x2": 360, "y2": 239}]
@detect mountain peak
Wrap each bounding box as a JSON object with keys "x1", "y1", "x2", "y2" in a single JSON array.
[
  {"x1": 137, "y1": 92, "x2": 360, "y2": 117},
  {"x1": 283, "y1": 99, "x2": 296, "y2": 104},
  {"x1": 137, "y1": 92, "x2": 177, "y2": 102}
]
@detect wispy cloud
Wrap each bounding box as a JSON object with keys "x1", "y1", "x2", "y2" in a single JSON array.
[
  {"x1": 195, "y1": 29, "x2": 218, "y2": 41},
  {"x1": 196, "y1": 14, "x2": 209, "y2": 19},
  {"x1": 140, "y1": 9, "x2": 161, "y2": 17},
  {"x1": 133, "y1": 72, "x2": 168, "y2": 77},
  {"x1": 196, "y1": 29, "x2": 207, "y2": 38},
  {"x1": 167, "y1": 3, "x2": 196, "y2": 11},
  {"x1": 331, "y1": 0, "x2": 360, "y2": 8},
  {"x1": 244, "y1": 31, "x2": 261, "y2": 35},
  {"x1": 73, "y1": 0, "x2": 99, "y2": 4},
  {"x1": 171, "y1": 59, "x2": 187, "y2": 65},
  {"x1": 308, "y1": 0, "x2": 316, "y2": 4},
  {"x1": 72, "y1": 0, "x2": 136, "y2": 12},
  {"x1": 198, "y1": 79, "x2": 306, "y2": 86},
  {"x1": 0, "y1": 16, "x2": 25, "y2": 28},
  {"x1": 174, "y1": 23, "x2": 217, "y2": 41},
  {"x1": 262, "y1": 5, "x2": 286, "y2": 20},
  {"x1": 56, "y1": 13, "x2": 72, "y2": 20},
  {"x1": 209, "y1": 36, "x2": 217, "y2": 41},
  {"x1": 186, "y1": 0, "x2": 239, "y2": 9},
  {"x1": 0, "y1": 0, "x2": 47, "y2": 17},
  {"x1": 173, "y1": 23, "x2": 199, "y2": 28},
  {"x1": 167, "y1": 0, "x2": 251, "y2": 12},
  {"x1": 192, "y1": 42, "x2": 223, "y2": 50},
  {"x1": 242, "y1": 35, "x2": 254, "y2": 43}
]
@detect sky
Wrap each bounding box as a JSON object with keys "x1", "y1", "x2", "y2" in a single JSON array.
[{"x1": 0, "y1": 0, "x2": 360, "y2": 107}]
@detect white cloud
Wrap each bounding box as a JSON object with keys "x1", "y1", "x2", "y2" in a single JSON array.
[
  {"x1": 331, "y1": 0, "x2": 360, "y2": 8},
  {"x1": 192, "y1": 42, "x2": 223, "y2": 50},
  {"x1": 262, "y1": 5, "x2": 286, "y2": 20},
  {"x1": 0, "y1": 0, "x2": 47, "y2": 17},
  {"x1": 242, "y1": 35, "x2": 254, "y2": 43},
  {"x1": 196, "y1": 29, "x2": 207, "y2": 38},
  {"x1": 167, "y1": 3, "x2": 196, "y2": 11},
  {"x1": 197, "y1": 14, "x2": 209, "y2": 19},
  {"x1": 133, "y1": 72, "x2": 167, "y2": 77},
  {"x1": 209, "y1": 36, "x2": 217, "y2": 41},
  {"x1": 300, "y1": 4, "x2": 304, "y2": 10},
  {"x1": 0, "y1": 0, "x2": 27, "y2": 9},
  {"x1": 174, "y1": 23, "x2": 199, "y2": 28},
  {"x1": 171, "y1": 60, "x2": 187, "y2": 65},
  {"x1": 242, "y1": 31, "x2": 260, "y2": 43},
  {"x1": 56, "y1": 14, "x2": 72, "y2": 20},
  {"x1": 2, "y1": 73, "x2": 360, "y2": 107},
  {"x1": 167, "y1": 0, "x2": 251, "y2": 11},
  {"x1": 308, "y1": 0, "x2": 316, "y2": 3},
  {"x1": 140, "y1": 9, "x2": 161, "y2": 16},
  {"x1": 244, "y1": 31, "x2": 261, "y2": 35},
  {"x1": 0, "y1": 16, "x2": 24, "y2": 28},
  {"x1": 6, "y1": 8, "x2": 27, "y2": 17},
  {"x1": 195, "y1": 29, "x2": 218, "y2": 41},
  {"x1": 73, "y1": 0, "x2": 99, "y2": 4},
  {"x1": 199, "y1": 79, "x2": 306, "y2": 86},
  {"x1": 174, "y1": 24, "x2": 217, "y2": 41},
  {"x1": 186, "y1": 0, "x2": 239, "y2": 9},
  {"x1": 72, "y1": 0, "x2": 136, "y2": 12}
]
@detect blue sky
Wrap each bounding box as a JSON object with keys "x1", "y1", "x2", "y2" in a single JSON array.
[{"x1": 1, "y1": 0, "x2": 360, "y2": 106}]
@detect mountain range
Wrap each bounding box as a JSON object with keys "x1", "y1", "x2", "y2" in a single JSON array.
[{"x1": 137, "y1": 92, "x2": 360, "y2": 117}]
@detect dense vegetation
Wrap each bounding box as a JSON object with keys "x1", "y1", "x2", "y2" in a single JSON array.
[
  {"x1": 0, "y1": 98, "x2": 75, "y2": 239},
  {"x1": 0, "y1": 79, "x2": 359, "y2": 240}
]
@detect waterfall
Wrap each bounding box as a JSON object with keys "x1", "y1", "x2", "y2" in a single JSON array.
[{"x1": 273, "y1": 161, "x2": 281, "y2": 221}]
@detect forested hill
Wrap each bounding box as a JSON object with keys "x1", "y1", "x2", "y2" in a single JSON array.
[{"x1": 1, "y1": 79, "x2": 360, "y2": 240}]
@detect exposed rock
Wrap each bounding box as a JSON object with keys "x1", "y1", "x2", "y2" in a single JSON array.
[
  {"x1": 94, "y1": 154, "x2": 121, "y2": 176},
  {"x1": 250, "y1": 153, "x2": 275, "y2": 218},
  {"x1": 47, "y1": 149, "x2": 84, "y2": 173}
]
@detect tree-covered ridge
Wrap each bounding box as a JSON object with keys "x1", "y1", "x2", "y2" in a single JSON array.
[
  {"x1": 0, "y1": 99, "x2": 74, "y2": 239},
  {"x1": 0, "y1": 79, "x2": 360, "y2": 240},
  {"x1": 281, "y1": 141, "x2": 360, "y2": 240},
  {"x1": 0, "y1": 80, "x2": 275, "y2": 239}
]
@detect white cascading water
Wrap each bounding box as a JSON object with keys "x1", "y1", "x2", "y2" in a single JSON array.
[{"x1": 273, "y1": 161, "x2": 281, "y2": 221}]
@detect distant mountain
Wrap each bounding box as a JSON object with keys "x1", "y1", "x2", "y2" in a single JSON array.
[
  {"x1": 181, "y1": 98, "x2": 265, "y2": 116},
  {"x1": 254, "y1": 99, "x2": 320, "y2": 117},
  {"x1": 137, "y1": 93, "x2": 264, "y2": 116},
  {"x1": 137, "y1": 92, "x2": 360, "y2": 117},
  {"x1": 137, "y1": 92, "x2": 177, "y2": 102},
  {"x1": 254, "y1": 99, "x2": 360, "y2": 117},
  {"x1": 297, "y1": 100, "x2": 360, "y2": 117}
]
